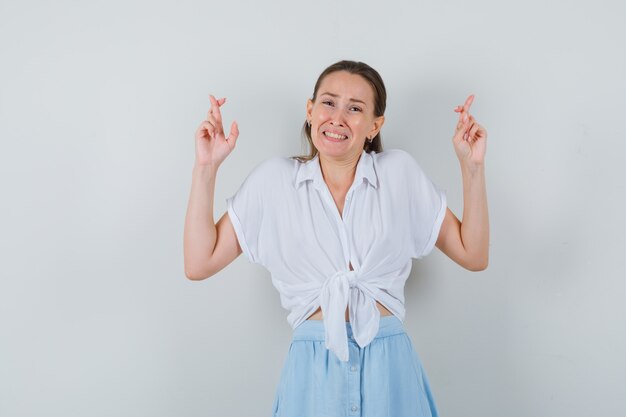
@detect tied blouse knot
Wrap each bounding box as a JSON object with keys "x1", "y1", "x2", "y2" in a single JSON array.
[{"x1": 226, "y1": 148, "x2": 447, "y2": 362}]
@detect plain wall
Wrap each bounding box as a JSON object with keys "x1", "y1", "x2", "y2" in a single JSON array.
[{"x1": 1, "y1": 0, "x2": 625, "y2": 416}]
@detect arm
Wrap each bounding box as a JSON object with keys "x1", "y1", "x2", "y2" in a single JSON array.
[
  {"x1": 435, "y1": 95, "x2": 489, "y2": 271},
  {"x1": 184, "y1": 164, "x2": 242, "y2": 280},
  {"x1": 183, "y1": 95, "x2": 242, "y2": 280}
]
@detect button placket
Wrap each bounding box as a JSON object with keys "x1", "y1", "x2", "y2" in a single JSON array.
[
  {"x1": 342, "y1": 187, "x2": 359, "y2": 271},
  {"x1": 319, "y1": 185, "x2": 353, "y2": 269},
  {"x1": 347, "y1": 341, "x2": 362, "y2": 415}
]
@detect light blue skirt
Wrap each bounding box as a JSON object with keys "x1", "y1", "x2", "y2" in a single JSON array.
[{"x1": 270, "y1": 315, "x2": 439, "y2": 417}]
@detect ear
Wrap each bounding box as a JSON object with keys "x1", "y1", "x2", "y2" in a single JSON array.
[
  {"x1": 306, "y1": 99, "x2": 313, "y2": 122},
  {"x1": 369, "y1": 115, "x2": 385, "y2": 138}
]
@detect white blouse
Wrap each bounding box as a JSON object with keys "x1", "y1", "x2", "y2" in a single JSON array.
[{"x1": 226, "y1": 148, "x2": 447, "y2": 362}]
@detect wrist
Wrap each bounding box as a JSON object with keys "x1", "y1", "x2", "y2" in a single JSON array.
[
  {"x1": 460, "y1": 160, "x2": 485, "y2": 176},
  {"x1": 193, "y1": 162, "x2": 220, "y2": 177}
]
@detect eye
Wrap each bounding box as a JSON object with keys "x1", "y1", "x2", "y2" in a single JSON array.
[
  {"x1": 349, "y1": 106, "x2": 362, "y2": 112},
  {"x1": 322, "y1": 100, "x2": 334, "y2": 106}
]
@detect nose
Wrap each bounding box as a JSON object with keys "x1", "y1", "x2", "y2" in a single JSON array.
[{"x1": 329, "y1": 112, "x2": 345, "y2": 127}]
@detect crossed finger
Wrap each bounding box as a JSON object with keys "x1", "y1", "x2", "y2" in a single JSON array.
[
  {"x1": 462, "y1": 94, "x2": 474, "y2": 113},
  {"x1": 208, "y1": 95, "x2": 227, "y2": 132},
  {"x1": 454, "y1": 94, "x2": 474, "y2": 118},
  {"x1": 453, "y1": 94, "x2": 476, "y2": 140},
  {"x1": 454, "y1": 94, "x2": 474, "y2": 112}
]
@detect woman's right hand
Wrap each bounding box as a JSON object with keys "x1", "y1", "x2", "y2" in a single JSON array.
[{"x1": 194, "y1": 94, "x2": 239, "y2": 167}]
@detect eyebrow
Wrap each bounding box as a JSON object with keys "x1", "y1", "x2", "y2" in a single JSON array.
[{"x1": 319, "y1": 92, "x2": 367, "y2": 106}]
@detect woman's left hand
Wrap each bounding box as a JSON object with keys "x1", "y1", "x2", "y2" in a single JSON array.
[{"x1": 452, "y1": 94, "x2": 487, "y2": 167}]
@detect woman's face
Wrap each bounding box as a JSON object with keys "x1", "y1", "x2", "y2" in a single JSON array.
[{"x1": 307, "y1": 71, "x2": 384, "y2": 161}]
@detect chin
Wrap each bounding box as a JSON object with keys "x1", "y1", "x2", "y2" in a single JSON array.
[{"x1": 316, "y1": 145, "x2": 360, "y2": 162}]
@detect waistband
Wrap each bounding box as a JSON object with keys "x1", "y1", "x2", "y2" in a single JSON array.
[{"x1": 292, "y1": 315, "x2": 405, "y2": 342}]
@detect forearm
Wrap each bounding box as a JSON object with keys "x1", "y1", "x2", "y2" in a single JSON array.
[
  {"x1": 459, "y1": 162, "x2": 490, "y2": 269},
  {"x1": 184, "y1": 164, "x2": 219, "y2": 275}
]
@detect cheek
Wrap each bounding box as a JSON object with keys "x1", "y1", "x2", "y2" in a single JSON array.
[
  {"x1": 313, "y1": 107, "x2": 330, "y2": 121},
  {"x1": 349, "y1": 116, "x2": 367, "y2": 131}
]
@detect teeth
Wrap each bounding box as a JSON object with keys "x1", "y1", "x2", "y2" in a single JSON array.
[{"x1": 324, "y1": 131, "x2": 347, "y2": 140}]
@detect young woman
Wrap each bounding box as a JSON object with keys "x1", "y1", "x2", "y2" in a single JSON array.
[{"x1": 184, "y1": 60, "x2": 489, "y2": 417}]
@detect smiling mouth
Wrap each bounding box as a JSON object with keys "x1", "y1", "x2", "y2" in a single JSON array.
[{"x1": 323, "y1": 131, "x2": 348, "y2": 140}]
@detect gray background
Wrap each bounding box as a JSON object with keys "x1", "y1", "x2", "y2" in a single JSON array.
[{"x1": 1, "y1": 0, "x2": 624, "y2": 416}]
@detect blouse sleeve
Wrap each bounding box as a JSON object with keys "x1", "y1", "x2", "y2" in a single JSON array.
[
  {"x1": 405, "y1": 154, "x2": 447, "y2": 259},
  {"x1": 225, "y1": 163, "x2": 266, "y2": 265}
]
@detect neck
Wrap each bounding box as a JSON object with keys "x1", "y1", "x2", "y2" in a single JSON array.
[{"x1": 318, "y1": 150, "x2": 362, "y2": 190}]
